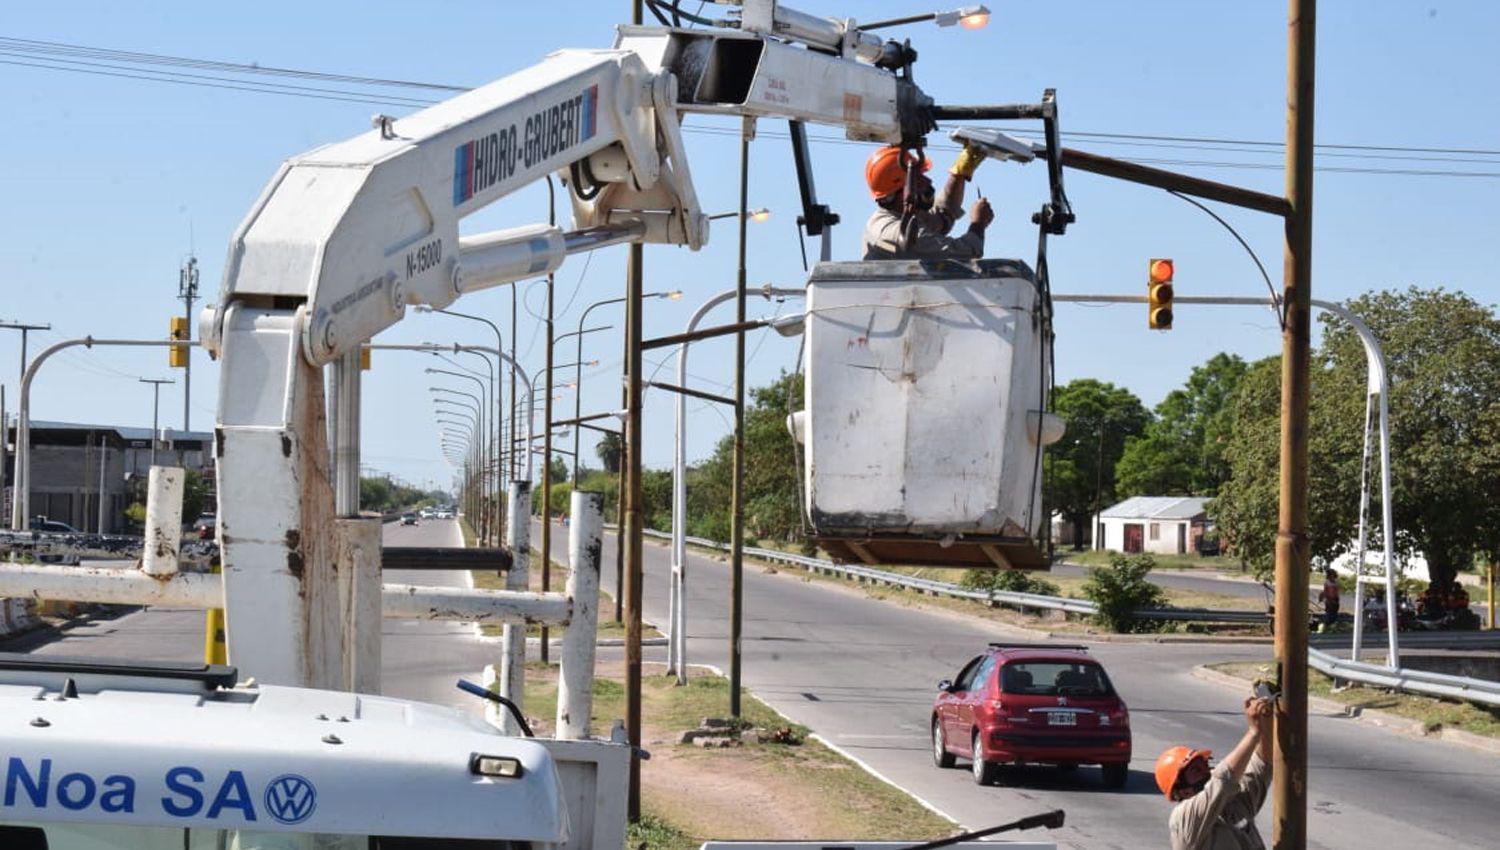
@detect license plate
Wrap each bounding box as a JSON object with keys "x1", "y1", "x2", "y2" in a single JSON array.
[{"x1": 1047, "y1": 712, "x2": 1077, "y2": 727}]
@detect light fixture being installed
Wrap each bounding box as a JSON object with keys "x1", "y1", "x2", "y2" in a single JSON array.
[{"x1": 934, "y1": 5, "x2": 991, "y2": 28}]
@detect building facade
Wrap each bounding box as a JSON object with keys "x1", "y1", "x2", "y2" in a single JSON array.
[
  {"x1": 1093, "y1": 496, "x2": 1211, "y2": 556},
  {"x1": 5, "y1": 420, "x2": 214, "y2": 533}
]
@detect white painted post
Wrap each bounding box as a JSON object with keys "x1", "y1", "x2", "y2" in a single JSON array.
[
  {"x1": 335, "y1": 518, "x2": 383, "y2": 693},
  {"x1": 141, "y1": 465, "x2": 184, "y2": 576},
  {"x1": 557, "y1": 489, "x2": 603, "y2": 739},
  {"x1": 500, "y1": 480, "x2": 531, "y2": 735}
]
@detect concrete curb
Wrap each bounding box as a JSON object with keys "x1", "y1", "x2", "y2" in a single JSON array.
[{"x1": 1191, "y1": 664, "x2": 1500, "y2": 758}]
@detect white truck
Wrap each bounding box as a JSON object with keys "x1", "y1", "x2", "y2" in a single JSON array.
[{"x1": 1, "y1": 3, "x2": 1071, "y2": 847}]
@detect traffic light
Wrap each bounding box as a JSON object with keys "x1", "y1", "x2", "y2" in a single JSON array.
[
  {"x1": 1148, "y1": 258, "x2": 1174, "y2": 330},
  {"x1": 360, "y1": 345, "x2": 371, "y2": 371},
  {"x1": 169, "y1": 316, "x2": 190, "y2": 367}
]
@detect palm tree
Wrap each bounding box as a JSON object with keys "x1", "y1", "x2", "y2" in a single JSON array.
[{"x1": 596, "y1": 432, "x2": 622, "y2": 474}]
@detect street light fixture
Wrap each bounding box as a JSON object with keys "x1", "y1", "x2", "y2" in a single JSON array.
[
  {"x1": 861, "y1": 4, "x2": 991, "y2": 30},
  {"x1": 707, "y1": 207, "x2": 771, "y2": 222}
]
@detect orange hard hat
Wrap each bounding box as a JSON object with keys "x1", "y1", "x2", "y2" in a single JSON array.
[
  {"x1": 865, "y1": 146, "x2": 931, "y2": 199},
  {"x1": 1154, "y1": 746, "x2": 1212, "y2": 799}
]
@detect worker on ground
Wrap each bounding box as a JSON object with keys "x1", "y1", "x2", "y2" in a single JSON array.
[
  {"x1": 1156, "y1": 696, "x2": 1274, "y2": 850},
  {"x1": 1318, "y1": 567, "x2": 1341, "y2": 631},
  {"x1": 861, "y1": 144, "x2": 994, "y2": 260}
]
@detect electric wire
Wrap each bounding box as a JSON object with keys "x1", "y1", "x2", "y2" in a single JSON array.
[
  {"x1": 6, "y1": 38, "x2": 1499, "y2": 177},
  {"x1": 1165, "y1": 189, "x2": 1283, "y2": 327}
]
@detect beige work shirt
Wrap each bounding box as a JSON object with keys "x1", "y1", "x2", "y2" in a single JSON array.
[
  {"x1": 1168, "y1": 753, "x2": 1270, "y2": 850},
  {"x1": 861, "y1": 207, "x2": 983, "y2": 261}
]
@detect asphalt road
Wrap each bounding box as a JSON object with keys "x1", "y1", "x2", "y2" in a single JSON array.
[
  {"x1": 543, "y1": 519, "x2": 1500, "y2": 850},
  {"x1": 11, "y1": 519, "x2": 1498, "y2": 848}
]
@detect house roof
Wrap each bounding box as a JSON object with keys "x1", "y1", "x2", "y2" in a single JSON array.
[
  {"x1": 26, "y1": 420, "x2": 213, "y2": 442},
  {"x1": 1099, "y1": 496, "x2": 1208, "y2": 520}
]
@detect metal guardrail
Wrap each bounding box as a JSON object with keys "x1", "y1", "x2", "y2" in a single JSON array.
[
  {"x1": 645, "y1": 528, "x2": 1264, "y2": 622},
  {"x1": 658, "y1": 528, "x2": 1500, "y2": 705},
  {"x1": 1308, "y1": 647, "x2": 1500, "y2": 707}
]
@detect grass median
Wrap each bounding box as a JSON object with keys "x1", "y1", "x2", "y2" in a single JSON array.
[{"x1": 522, "y1": 661, "x2": 955, "y2": 848}]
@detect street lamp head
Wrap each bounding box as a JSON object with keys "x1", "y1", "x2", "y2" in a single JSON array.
[
  {"x1": 660, "y1": 290, "x2": 684, "y2": 300},
  {"x1": 935, "y1": 4, "x2": 991, "y2": 28},
  {"x1": 414, "y1": 305, "x2": 434, "y2": 314},
  {"x1": 749, "y1": 207, "x2": 771, "y2": 222}
]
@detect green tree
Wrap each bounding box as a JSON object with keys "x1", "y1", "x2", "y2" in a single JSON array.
[
  {"x1": 1213, "y1": 287, "x2": 1500, "y2": 587},
  {"x1": 1046, "y1": 380, "x2": 1150, "y2": 549},
  {"x1": 596, "y1": 432, "x2": 622, "y2": 474},
  {"x1": 688, "y1": 372, "x2": 804, "y2": 545},
  {"x1": 547, "y1": 455, "x2": 568, "y2": 484},
  {"x1": 1212, "y1": 355, "x2": 1361, "y2": 579},
  {"x1": 1117, "y1": 353, "x2": 1247, "y2": 498}
]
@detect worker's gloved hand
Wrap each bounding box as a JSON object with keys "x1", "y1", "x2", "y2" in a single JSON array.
[
  {"x1": 950, "y1": 143, "x2": 986, "y2": 180},
  {"x1": 969, "y1": 197, "x2": 995, "y2": 229}
]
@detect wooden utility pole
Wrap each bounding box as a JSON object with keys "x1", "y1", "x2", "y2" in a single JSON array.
[
  {"x1": 729, "y1": 121, "x2": 752, "y2": 717},
  {"x1": 1273, "y1": 0, "x2": 1316, "y2": 846},
  {"x1": 624, "y1": 3, "x2": 645, "y2": 823}
]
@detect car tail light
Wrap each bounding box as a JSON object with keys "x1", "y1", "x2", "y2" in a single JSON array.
[{"x1": 1102, "y1": 706, "x2": 1129, "y2": 729}]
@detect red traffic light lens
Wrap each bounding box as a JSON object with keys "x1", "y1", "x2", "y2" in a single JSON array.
[{"x1": 1149, "y1": 259, "x2": 1174, "y2": 283}]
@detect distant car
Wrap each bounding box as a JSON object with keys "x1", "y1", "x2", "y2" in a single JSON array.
[
  {"x1": 30, "y1": 519, "x2": 79, "y2": 534},
  {"x1": 401, "y1": 512, "x2": 419, "y2": 526},
  {"x1": 931, "y1": 643, "x2": 1131, "y2": 788},
  {"x1": 192, "y1": 514, "x2": 217, "y2": 540},
  {"x1": 419, "y1": 508, "x2": 434, "y2": 519},
  {"x1": 29, "y1": 518, "x2": 82, "y2": 565}
]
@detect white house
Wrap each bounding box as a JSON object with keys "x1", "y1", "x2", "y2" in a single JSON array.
[{"x1": 1094, "y1": 496, "x2": 1210, "y2": 556}]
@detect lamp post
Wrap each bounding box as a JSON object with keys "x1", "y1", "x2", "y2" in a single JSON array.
[
  {"x1": 665, "y1": 285, "x2": 804, "y2": 683},
  {"x1": 428, "y1": 368, "x2": 491, "y2": 542},
  {"x1": 416, "y1": 305, "x2": 504, "y2": 537},
  {"x1": 138, "y1": 378, "x2": 175, "y2": 469},
  {"x1": 566, "y1": 294, "x2": 679, "y2": 483}
]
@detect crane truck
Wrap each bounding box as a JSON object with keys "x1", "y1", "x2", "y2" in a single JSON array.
[{"x1": 1, "y1": 2, "x2": 1072, "y2": 847}]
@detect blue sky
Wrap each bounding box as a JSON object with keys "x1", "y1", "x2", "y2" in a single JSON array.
[{"x1": 3, "y1": 1, "x2": 1498, "y2": 491}]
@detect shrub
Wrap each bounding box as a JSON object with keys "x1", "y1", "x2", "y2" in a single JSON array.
[
  {"x1": 960, "y1": 568, "x2": 1061, "y2": 598},
  {"x1": 1081, "y1": 554, "x2": 1168, "y2": 632}
]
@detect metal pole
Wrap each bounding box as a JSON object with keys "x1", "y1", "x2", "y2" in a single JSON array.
[
  {"x1": 624, "y1": 0, "x2": 644, "y2": 807},
  {"x1": 557, "y1": 489, "x2": 603, "y2": 739},
  {"x1": 140, "y1": 379, "x2": 175, "y2": 469},
  {"x1": 616, "y1": 326, "x2": 627, "y2": 626},
  {"x1": 180, "y1": 256, "x2": 199, "y2": 434},
  {"x1": 729, "y1": 121, "x2": 751, "y2": 718},
  {"x1": 1273, "y1": 1, "x2": 1315, "y2": 844},
  {"x1": 542, "y1": 177, "x2": 557, "y2": 663},
  {"x1": 13, "y1": 339, "x2": 178, "y2": 530},
  {"x1": 668, "y1": 285, "x2": 803, "y2": 684},
  {"x1": 1489, "y1": 563, "x2": 1496, "y2": 631},
  {"x1": 97, "y1": 434, "x2": 107, "y2": 533},
  {"x1": 500, "y1": 480, "x2": 531, "y2": 735},
  {"x1": 1, "y1": 385, "x2": 8, "y2": 530},
  {"x1": 335, "y1": 353, "x2": 361, "y2": 516}
]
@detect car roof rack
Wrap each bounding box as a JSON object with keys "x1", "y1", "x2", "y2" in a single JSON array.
[
  {"x1": 0, "y1": 652, "x2": 238, "y2": 689},
  {"x1": 987, "y1": 642, "x2": 1089, "y2": 652}
]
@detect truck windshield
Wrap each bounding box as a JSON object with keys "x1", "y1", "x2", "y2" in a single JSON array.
[{"x1": 0, "y1": 823, "x2": 524, "y2": 850}]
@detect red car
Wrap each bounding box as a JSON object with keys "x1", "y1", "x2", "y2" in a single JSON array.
[{"x1": 931, "y1": 643, "x2": 1131, "y2": 787}]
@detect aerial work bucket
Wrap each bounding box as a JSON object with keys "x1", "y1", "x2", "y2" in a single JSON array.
[{"x1": 793, "y1": 259, "x2": 1063, "y2": 569}]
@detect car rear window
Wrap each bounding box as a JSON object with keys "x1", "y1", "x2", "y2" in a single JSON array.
[{"x1": 999, "y1": 661, "x2": 1114, "y2": 697}]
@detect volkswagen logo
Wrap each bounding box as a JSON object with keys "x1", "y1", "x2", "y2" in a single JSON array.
[{"x1": 264, "y1": 774, "x2": 317, "y2": 825}]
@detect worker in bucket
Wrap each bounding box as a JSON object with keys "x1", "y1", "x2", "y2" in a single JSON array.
[
  {"x1": 861, "y1": 144, "x2": 994, "y2": 260},
  {"x1": 1156, "y1": 696, "x2": 1274, "y2": 850}
]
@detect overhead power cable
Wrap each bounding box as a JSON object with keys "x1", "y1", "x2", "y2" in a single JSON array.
[{"x1": 4, "y1": 36, "x2": 1498, "y2": 178}]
